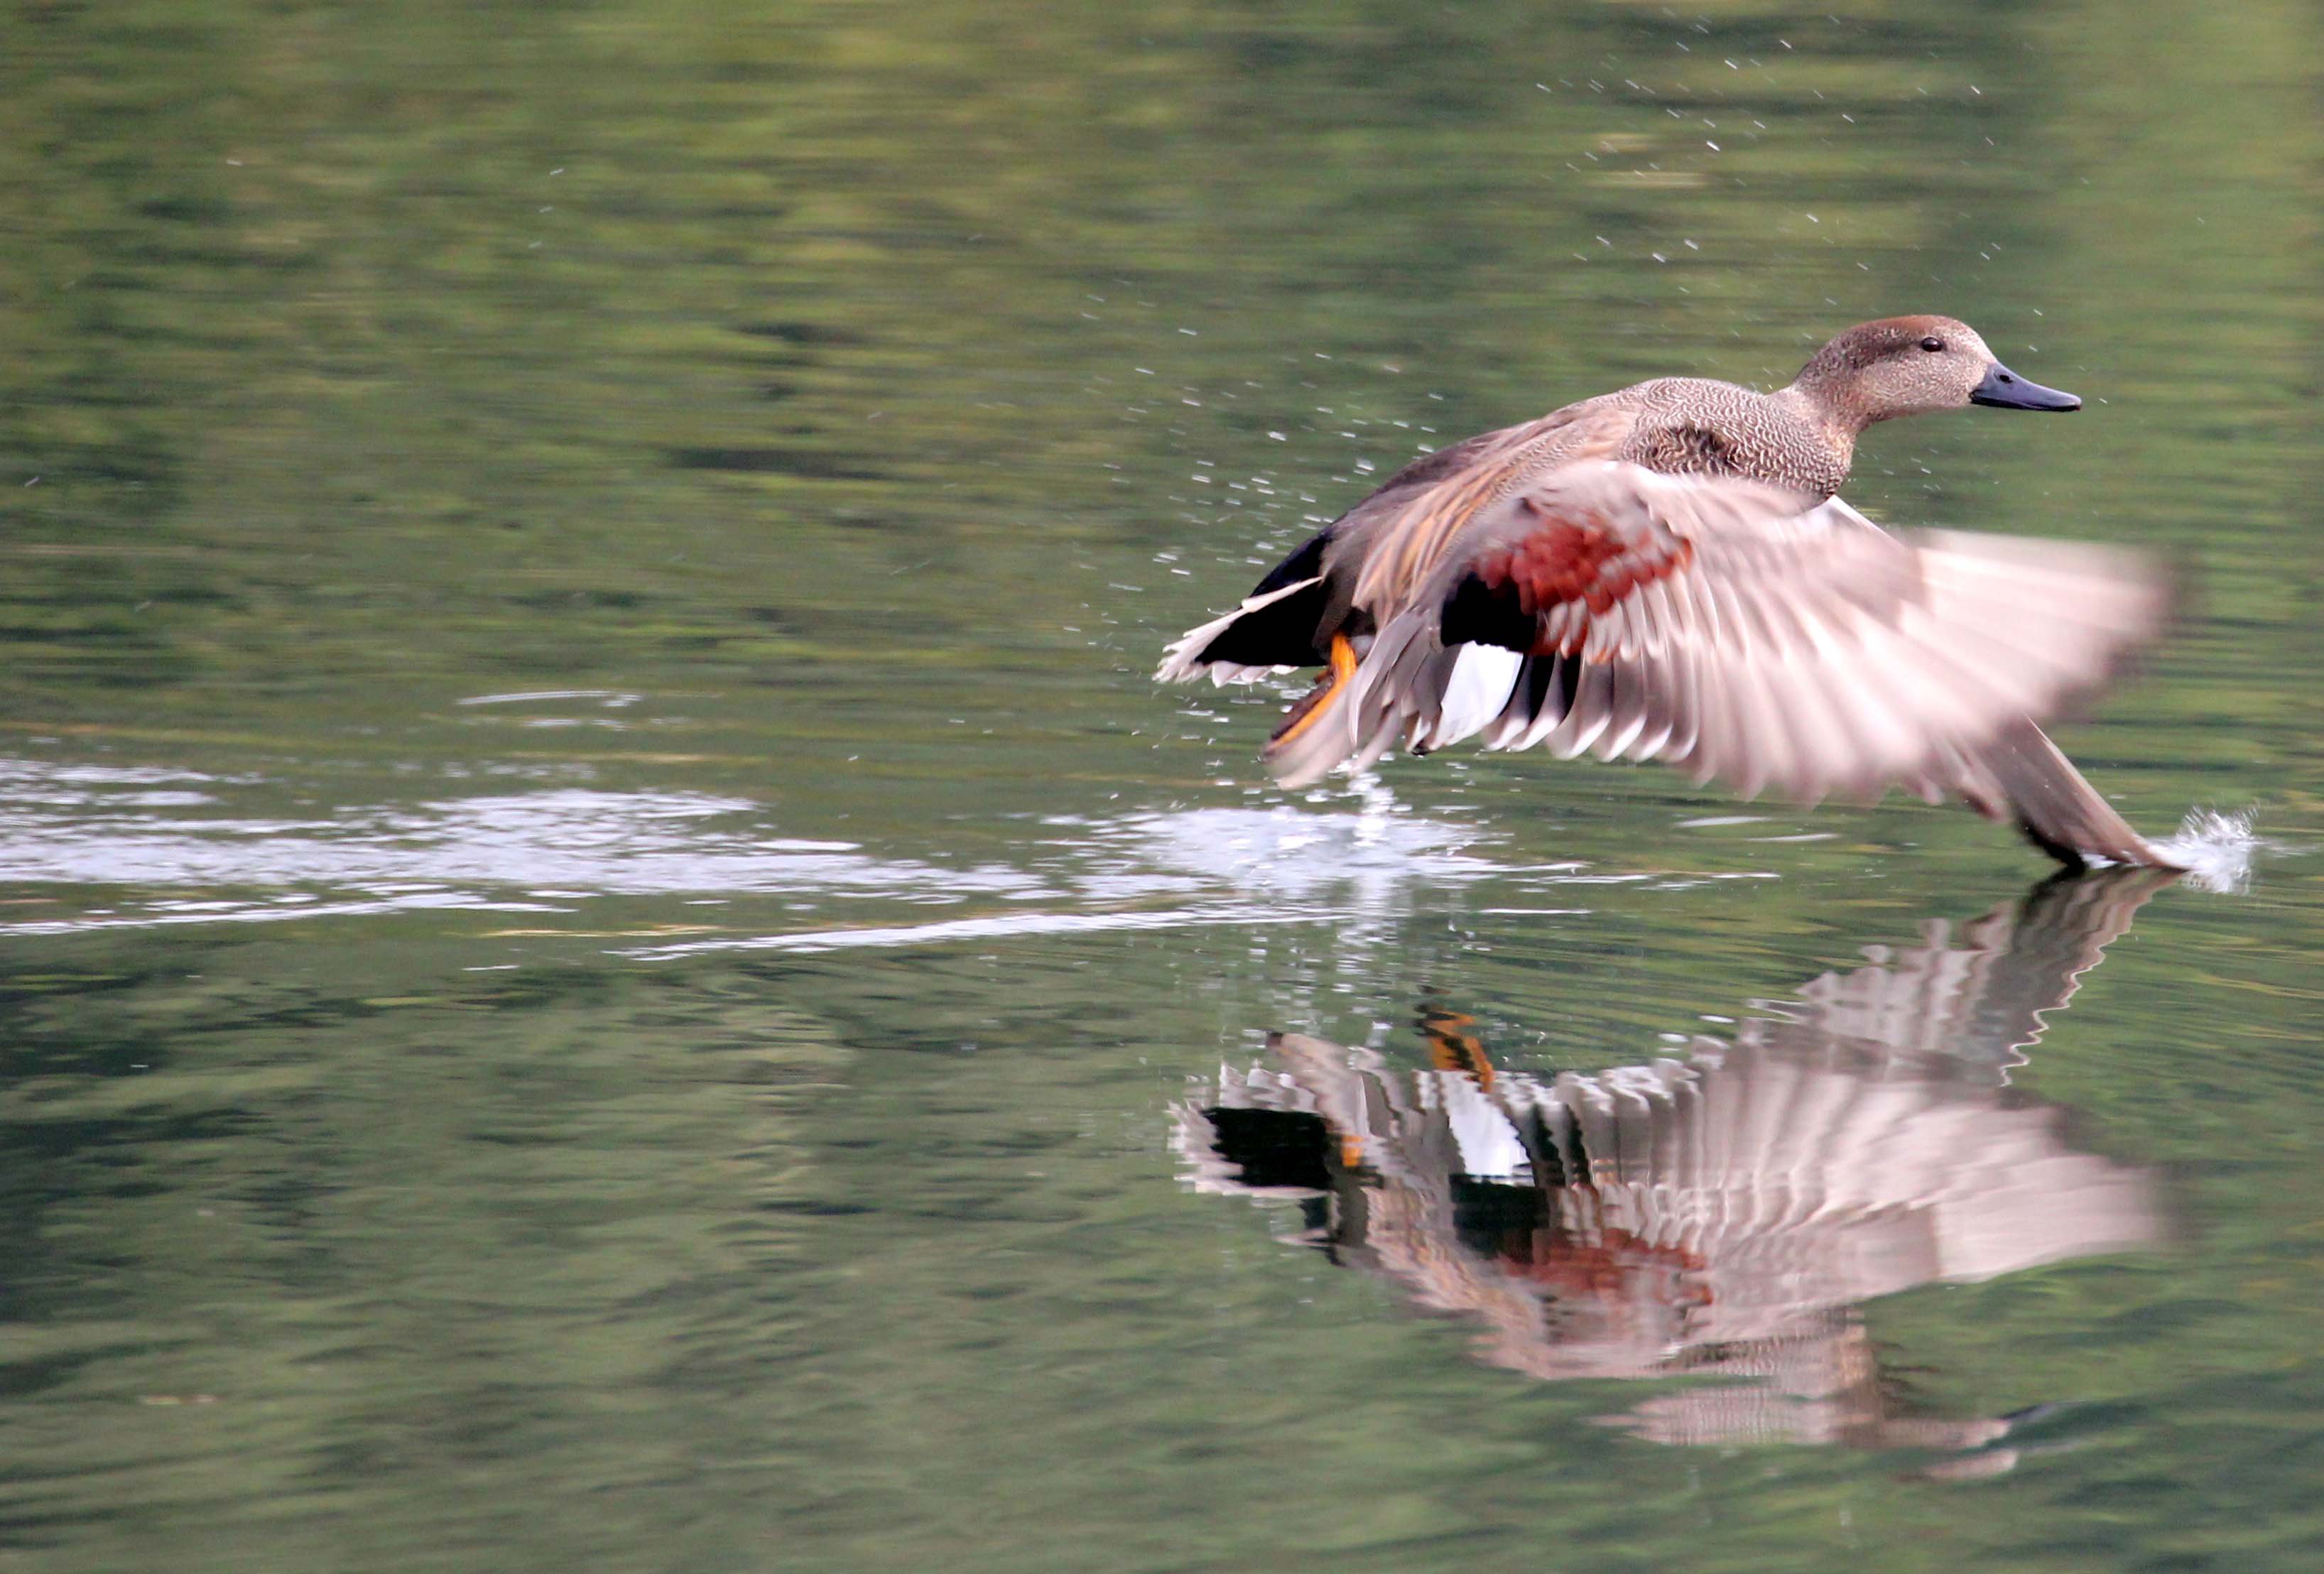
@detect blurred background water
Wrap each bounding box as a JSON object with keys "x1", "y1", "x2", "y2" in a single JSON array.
[{"x1": 1, "y1": 2, "x2": 2320, "y2": 1570}]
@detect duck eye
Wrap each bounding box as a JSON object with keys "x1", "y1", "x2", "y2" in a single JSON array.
[{"x1": 1919, "y1": 336, "x2": 1945, "y2": 352}]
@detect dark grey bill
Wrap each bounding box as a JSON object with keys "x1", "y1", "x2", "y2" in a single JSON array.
[{"x1": 1971, "y1": 362, "x2": 2081, "y2": 411}]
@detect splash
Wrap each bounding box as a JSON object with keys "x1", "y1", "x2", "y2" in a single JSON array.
[{"x1": 2149, "y1": 806, "x2": 2259, "y2": 894}]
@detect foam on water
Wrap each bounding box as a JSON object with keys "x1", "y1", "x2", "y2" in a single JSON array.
[{"x1": 2149, "y1": 806, "x2": 2262, "y2": 894}]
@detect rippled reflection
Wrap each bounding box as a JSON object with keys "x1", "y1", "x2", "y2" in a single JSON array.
[{"x1": 1175, "y1": 870, "x2": 2173, "y2": 1470}]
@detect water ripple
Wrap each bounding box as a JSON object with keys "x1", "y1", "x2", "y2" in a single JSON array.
[
  {"x1": 0, "y1": 761, "x2": 1045, "y2": 919},
  {"x1": 0, "y1": 759, "x2": 1514, "y2": 940}
]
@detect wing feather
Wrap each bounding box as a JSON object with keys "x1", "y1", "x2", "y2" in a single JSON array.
[{"x1": 1314, "y1": 462, "x2": 2168, "y2": 830}]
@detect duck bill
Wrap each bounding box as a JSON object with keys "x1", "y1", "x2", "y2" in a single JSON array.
[{"x1": 1970, "y1": 362, "x2": 2081, "y2": 411}]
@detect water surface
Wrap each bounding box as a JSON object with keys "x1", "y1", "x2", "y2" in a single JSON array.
[{"x1": 2, "y1": 4, "x2": 2320, "y2": 1570}]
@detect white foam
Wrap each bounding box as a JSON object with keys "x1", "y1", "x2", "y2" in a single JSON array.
[{"x1": 2149, "y1": 806, "x2": 2261, "y2": 894}]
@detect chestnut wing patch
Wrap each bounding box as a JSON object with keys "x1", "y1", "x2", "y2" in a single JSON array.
[{"x1": 1440, "y1": 506, "x2": 1695, "y2": 653}]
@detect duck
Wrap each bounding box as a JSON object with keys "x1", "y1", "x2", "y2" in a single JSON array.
[
  {"x1": 1157, "y1": 316, "x2": 2178, "y2": 868},
  {"x1": 1173, "y1": 867, "x2": 2172, "y2": 1455}
]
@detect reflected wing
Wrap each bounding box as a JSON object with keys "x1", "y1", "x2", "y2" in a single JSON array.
[
  {"x1": 1177, "y1": 873, "x2": 2168, "y2": 1391},
  {"x1": 1501, "y1": 867, "x2": 2170, "y2": 1314},
  {"x1": 1773, "y1": 864, "x2": 2177, "y2": 1065}
]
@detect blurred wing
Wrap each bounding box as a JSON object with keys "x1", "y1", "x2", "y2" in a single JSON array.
[
  {"x1": 1346, "y1": 396, "x2": 1639, "y2": 612},
  {"x1": 1161, "y1": 401, "x2": 1631, "y2": 695},
  {"x1": 1341, "y1": 461, "x2": 2168, "y2": 808}
]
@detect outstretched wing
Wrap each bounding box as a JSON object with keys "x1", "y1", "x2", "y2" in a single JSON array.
[
  {"x1": 1161, "y1": 399, "x2": 1639, "y2": 685},
  {"x1": 1320, "y1": 462, "x2": 2168, "y2": 815}
]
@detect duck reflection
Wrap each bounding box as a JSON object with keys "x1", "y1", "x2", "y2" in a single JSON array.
[{"x1": 1175, "y1": 869, "x2": 2173, "y2": 1470}]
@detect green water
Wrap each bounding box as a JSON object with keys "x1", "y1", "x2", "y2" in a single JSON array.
[{"x1": 1, "y1": 2, "x2": 2320, "y2": 1570}]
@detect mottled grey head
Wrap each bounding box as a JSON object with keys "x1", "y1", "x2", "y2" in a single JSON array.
[{"x1": 1791, "y1": 315, "x2": 2079, "y2": 428}]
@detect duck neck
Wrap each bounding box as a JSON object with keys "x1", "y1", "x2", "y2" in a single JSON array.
[{"x1": 1769, "y1": 381, "x2": 1863, "y2": 487}]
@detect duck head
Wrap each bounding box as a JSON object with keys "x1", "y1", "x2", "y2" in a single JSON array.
[{"x1": 1788, "y1": 315, "x2": 2080, "y2": 429}]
